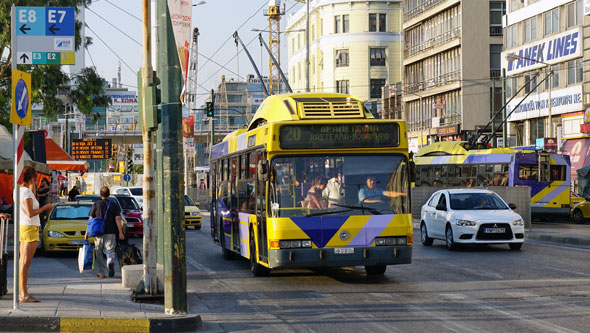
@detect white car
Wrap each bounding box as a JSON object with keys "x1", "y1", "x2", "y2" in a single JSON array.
[
  {"x1": 420, "y1": 189, "x2": 525, "y2": 250},
  {"x1": 114, "y1": 186, "x2": 143, "y2": 207}
]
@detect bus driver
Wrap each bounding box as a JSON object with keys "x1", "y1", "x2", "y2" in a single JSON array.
[{"x1": 358, "y1": 176, "x2": 407, "y2": 204}]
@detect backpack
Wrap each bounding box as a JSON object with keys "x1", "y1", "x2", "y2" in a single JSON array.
[
  {"x1": 116, "y1": 240, "x2": 143, "y2": 267},
  {"x1": 87, "y1": 200, "x2": 111, "y2": 237}
]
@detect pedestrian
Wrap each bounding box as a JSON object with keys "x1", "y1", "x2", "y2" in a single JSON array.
[
  {"x1": 37, "y1": 178, "x2": 50, "y2": 229},
  {"x1": 86, "y1": 187, "x2": 124, "y2": 278},
  {"x1": 75, "y1": 177, "x2": 81, "y2": 189},
  {"x1": 68, "y1": 186, "x2": 80, "y2": 202},
  {"x1": 19, "y1": 166, "x2": 54, "y2": 303}
]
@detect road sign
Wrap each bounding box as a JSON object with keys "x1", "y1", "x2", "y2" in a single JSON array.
[
  {"x1": 71, "y1": 138, "x2": 112, "y2": 160},
  {"x1": 124, "y1": 174, "x2": 131, "y2": 182},
  {"x1": 14, "y1": 6, "x2": 75, "y2": 65},
  {"x1": 10, "y1": 69, "x2": 31, "y2": 127}
]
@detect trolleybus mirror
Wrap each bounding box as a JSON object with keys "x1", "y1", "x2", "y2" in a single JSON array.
[
  {"x1": 409, "y1": 161, "x2": 416, "y2": 183},
  {"x1": 258, "y1": 160, "x2": 269, "y2": 181}
]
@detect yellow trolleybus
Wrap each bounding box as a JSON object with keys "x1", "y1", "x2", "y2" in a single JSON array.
[{"x1": 209, "y1": 93, "x2": 413, "y2": 276}]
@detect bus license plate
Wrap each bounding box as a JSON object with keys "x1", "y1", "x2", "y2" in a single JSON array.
[
  {"x1": 334, "y1": 248, "x2": 354, "y2": 254},
  {"x1": 70, "y1": 240, "x2": 84, "y2": 245},
  {"x1": 484, "y1": 228, "x2": 505, "y2": 234}
]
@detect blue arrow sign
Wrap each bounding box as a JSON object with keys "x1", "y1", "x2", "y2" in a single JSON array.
[
  {"x1": 15, "y1": 79, "x2": 29, "y2": 119},
  {"x1": 16, "y1": 7, "x2": 45, "y2": 36},
  {"x1": 124, "y1": 174, "x2": 131, "y2": 182},
  {"x1": 45, "y1": 7, "x2": 75, "y2": 36}
]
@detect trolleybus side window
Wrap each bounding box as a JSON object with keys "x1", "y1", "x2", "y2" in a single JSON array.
[
  {"x1": 550, "y1": 165, "x2": 566, "y2": 181},
  {"x1": 519, "y1": 164, "x2": 538, "y2": 180}
]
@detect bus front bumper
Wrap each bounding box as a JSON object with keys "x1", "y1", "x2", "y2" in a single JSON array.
[{"x1": 268, "y1": 246, "x2": 412, "y2": 269}]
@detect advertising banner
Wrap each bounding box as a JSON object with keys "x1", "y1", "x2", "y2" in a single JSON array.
[
  {"x1": 182, "y1": 116, "x2": 194, "y2": 150},
  {"x1": 168, "y1": 0, "x2": 192, "y2": 84},
  {"x1": 506, "y1": 86, "x2": 583, "y2": 122}
]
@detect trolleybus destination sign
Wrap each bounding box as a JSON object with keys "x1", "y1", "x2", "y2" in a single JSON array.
[{"x1": 279, "y1": 123, "x2": 399, "y2": 149}]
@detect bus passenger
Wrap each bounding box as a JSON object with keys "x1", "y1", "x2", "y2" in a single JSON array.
[
  {"x1": 358, "y1": 176, "x2": 407, "y2": 204},
  {"x1": 305, "y1": 177, "x2": 327, "y2": 209},
  {"x1": 323, "y1": 171, "x2": 345, "y2": 207},
  {"x1": 492, "y1": 174, "x2": 501, "y2": 186},
  {"x1": 500, "y1": 174, "x2": 509, "y2": 186},
  {"x1": 465, "y1": 178, "x2": 475, "y2": 188}
]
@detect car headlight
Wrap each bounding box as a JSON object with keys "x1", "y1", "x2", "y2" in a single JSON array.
[
  {"x1": 47, "y1": 230, "x2": 66, "y2": 238},
  {"x1": 512, "y1": 218, "x2": 524, "y2": 226},
  {"x1": 455, "y1": 219, "x2": 476, "y2": 226},
  {"x1": 191, "y1": 212, "x2": 200, "y2": 217}
]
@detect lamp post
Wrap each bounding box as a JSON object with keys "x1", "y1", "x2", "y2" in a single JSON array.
[
  {"x1": 505, "y1": 53, "x2": 553, "y2": 140},
  {"x1": 192, "y1": 1, "x2": 206, "y2": 6}
]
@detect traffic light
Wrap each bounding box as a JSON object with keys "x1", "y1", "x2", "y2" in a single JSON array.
[
  {"x1": 127, "y1": 150, "x2": 133, "y2": 174},
  {"x1": 206, "y1": 102, "x2": 214, "y2": 117},
  {"x1": 137, "y1": 70, "x2": 162, "y2": 131}
]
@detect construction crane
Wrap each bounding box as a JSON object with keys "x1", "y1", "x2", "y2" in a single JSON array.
[
  {"x1": 264, "y1": 0, "x2": 284, "y2": 94},
  {"x1": 185, "y1": 28, "x2": 199, "y2": 113}
]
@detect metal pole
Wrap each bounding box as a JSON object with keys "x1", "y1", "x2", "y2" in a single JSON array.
[
  {"x1": 305, "y1": 0, "x2": 310, "y2": 92},
  {"x1": 10, "y1": 5, "x2": 19, "y2": 310},
  {"x1": 65, "y1": 108, "x2": 69, "y2": 154},
  {"x1": 502, "y1": 69, "x2": 507, "y2": 147},
  {"x1": 210, "y1": 90, "x2": 215, "y2": 159},
  {"x1": 492, "y1": 79, "x2": 496, "y2": 148},
  {"x1": 184, "y1": 149, "x2": 188, "y2": 195},
  {"x1": 138, "y1": 0, "x2": 159, "y2": 296},
  {"x1": 548, "y1": 66, "x2": 552, "y2": 138},
  {"x1": 156, "y1": 0, "x2": 186, "y2": 314}
]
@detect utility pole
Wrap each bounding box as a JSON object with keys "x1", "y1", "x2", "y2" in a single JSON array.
[
  {"x1": 492, "y1": 79, "x2": 496, "y2": 148},
  {"x1": 156, "y1": 0, "x2": 187, "y2": 314},
  {"x1": 502, "y1": 69, "x2": 507, "y2": 147},
  {"x1": 209, "y1": 89, "x2": 216, "y2": 158}
]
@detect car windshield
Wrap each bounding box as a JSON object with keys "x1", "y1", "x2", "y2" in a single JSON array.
[
  {"x1": 450, "y1": 193, "x2": 508, "y2": 210},
  {"x1": 184, "y1": 195, "x2": 195, "y2": 206},
  {"x1": 264, "y1": 154, "x2": 409, "y2": 217},
  {"x1": 50, "y1": 205, "x2": 92, "y2": 220},
  {"x1": 117, "y1": 196, "x2": 139, "y2": 210},
  {"x1": 130, "y1": 188, "x2": 142, "y2": 196}
]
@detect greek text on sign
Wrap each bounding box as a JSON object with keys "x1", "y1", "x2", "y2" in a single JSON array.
[
  {"x1": 507, "y1": 86, "x2": 583, "y2": 122},
  {"x1": 71, "y1": 139, "x2": 112, "y2": 160},
  {"x1": 14, "y1": 6, "x2": 75, "y2": 65},
  {"x1": 501, "y1": 27, "x2": 582, "y2": 76}
]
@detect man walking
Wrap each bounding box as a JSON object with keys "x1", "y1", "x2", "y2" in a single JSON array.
[{"x1": 86, "y1": 187, "x2": 124, "y2": 278}]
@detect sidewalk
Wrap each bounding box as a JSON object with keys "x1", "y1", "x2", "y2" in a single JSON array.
[{"x1": 0, "y1": 257, "x2": 200, "y2": 332}]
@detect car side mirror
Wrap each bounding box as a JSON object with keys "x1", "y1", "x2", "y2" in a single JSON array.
[
  {"x1": 436, "y1": 203, "x2": 446, "y2": 211},
  {"x1": 508, "y1": 203, "x2": 516, "y2": 210},
  {"x1": 195, "y1": 202, "x2": 200, "y2": 206},
  {"x1": 258, "y1": 160, "x2": 268, "y2": 182}
]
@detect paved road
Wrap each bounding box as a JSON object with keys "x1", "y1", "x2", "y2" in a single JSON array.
[{"x1": 187, "y1": 216, "x2": 590, "y2": 332}]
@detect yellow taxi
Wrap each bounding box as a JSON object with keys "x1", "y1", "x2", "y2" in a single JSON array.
[
  {"x1": 571, "y1": 196, "x2": 590, "y2": 224},
  {"x1": 183, "y1": 195, "x2": 201, "y2": 230},
  {"x1": 42, "y1": 202, "x2": 94, "y2": 252}
]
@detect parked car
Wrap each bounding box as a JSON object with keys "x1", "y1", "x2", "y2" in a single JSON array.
[
  {"x1": 570, "y1": 196, "x2": 590, "y2": 224},
  {"x1": 420, "y1": 189, "x2": 525, "y2": 250},
  {"x1": 74, "y1": 194, "x2": 128, "y2": 237},
  {"x1": 184, "y1": 195, "x2": 201, "y2": 230},
  {"x1": 42, "y1": 202, "x2": 94, "y2": 253},
  {"x1": 114, "y1": 194, "x2": 143, "y2": 236},
  {"x1": 113, "y1": 187, "x2": 143, "y2": 207}
]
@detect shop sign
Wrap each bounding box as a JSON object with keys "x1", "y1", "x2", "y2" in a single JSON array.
[
  {"x1": 581, "y1": 107, "x2": 590, "y2": 133},
  {"x1": 506, "y1": 85, "x2": 583, "y2": 122},
  {"x1": 437, "y1": 124, "x2": 459, "y2": 137},
  {"x1": 501, "y1": 27, "x2": 582, "y2": 76},
  {"x1": 544, "y1": 137, "x2": 557, "y2": 153}
]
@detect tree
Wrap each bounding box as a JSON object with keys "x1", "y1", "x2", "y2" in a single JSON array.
[{"x1": 0, "y1": 0, "x2": 109, "y2": 129}]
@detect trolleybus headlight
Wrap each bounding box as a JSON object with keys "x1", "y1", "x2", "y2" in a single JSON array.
[
  {"x1": 375, "y1": 238, "x2": 386, "y2": 246},
  {"x1": 291, "y1": 240, "x2": 302, "y2": 248},
  {"x1": 385, "y1": 237, "x2": 396, "y2": 245},
  {"x1": 512, "y1": 218, "x2": 524, "y2": 226},
  {"x1": 456, "y1": 219, "x2": 476, "y2": 226},
  {"x1": 376, "y1": 237, "x2": 407, "y2": 246},
  {"x1": 395, "y1": 237, "x2": 407, "y2": 245},
  {"x1": 301, "y1": 240, "x2": 312, "y2": 248},
  {"x1": 279, "y1": 241, "x2": 291, "y2": 249}
]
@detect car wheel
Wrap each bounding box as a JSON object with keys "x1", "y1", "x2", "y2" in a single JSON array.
[
  {"x1": 249, "y1": 228, "x2": 270, "y2": 277},
  {"x1": 509, "y1": 243, "x2": 523, "y2": 250},
  {"x1": 365, "y1": 265, "x2": 386, "y2": 275},
  {"x1": 445, "y1": 226, "x2": 456, "y2": 250},
  {"x1": 573, "y1": 209, "x2": 585, "y2": 224},
  {"x1": 420, "y1": 222, "x2": 433, "y2": 246}
]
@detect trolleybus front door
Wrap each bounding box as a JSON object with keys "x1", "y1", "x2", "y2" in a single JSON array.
[{"x1": 256, "y1": 153, "x2": 269, "y2": 263}]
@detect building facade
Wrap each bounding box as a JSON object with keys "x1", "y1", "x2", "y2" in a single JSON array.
[
  {"x1": 286, "y1": 0, "x2": 403, "y2": 115},
  {"x1": 502, "y1": 0, "x2": 587, "y2": 189},
  {"x1": 403, "y1": 0, "x2": 505, "y2": 151}
]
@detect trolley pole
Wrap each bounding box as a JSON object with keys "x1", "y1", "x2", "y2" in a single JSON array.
[{"x1": 156, "y1": 0, "x2": 187, "y2": 314}]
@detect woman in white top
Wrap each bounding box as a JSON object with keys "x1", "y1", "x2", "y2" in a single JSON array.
[{"x1": 19, "y1": 166, "x2": 53, "y2": 303}]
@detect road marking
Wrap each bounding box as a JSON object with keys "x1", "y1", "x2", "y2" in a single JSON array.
[
  {"x1": 438, "y1": 293, "x2": 467, "y2": 300},
  {"x1": 504, "y1": 292, "x2": 537, "y2": 298}
]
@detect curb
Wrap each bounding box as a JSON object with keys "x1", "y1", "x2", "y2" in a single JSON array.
[
  {"x1": 0, "y1": 315, "x2": 202, "y2": 332},
  {"x1": 527, "y1": 233, "x2": 590, "y2": 246}
]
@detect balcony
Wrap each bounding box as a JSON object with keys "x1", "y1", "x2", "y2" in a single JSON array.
[
  {"x1": 405, "y1": 27, "x2": 461, "y2": 58},
  {"x1": 406, "y1": 70, "x2": 462, "y2": 94},
  {"x1": 490, "y1": 26, "x2": 503, "y2": 37},
  {"x1": 490, "y1": 69, "x2": 501, "y2": 79},
  {"x1": 404, "y1": 0, "x2": 446, "y2": 22}
]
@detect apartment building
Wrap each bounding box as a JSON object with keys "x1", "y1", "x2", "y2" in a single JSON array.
[
  {"x1": 502, "y1": 0, "x2": 588, "y2": 188},
  {"x1": 286, "y1": 0, "x2": 403, "y2": 115},
  {"x1": 403, "y1": 0, "x2": 504, "y2": 150}
]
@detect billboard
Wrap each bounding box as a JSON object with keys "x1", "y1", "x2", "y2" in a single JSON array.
[{"x1": 71, "y1": 138, "x2": 112, "y2": 160}]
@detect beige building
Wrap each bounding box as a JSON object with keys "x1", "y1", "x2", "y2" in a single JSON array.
[
  {"x1": 286, "y1": 0, "x2": 403, "y2": 114},
  {"x1": 403, "y1": 0, "x2": 505, "y2": 151}
]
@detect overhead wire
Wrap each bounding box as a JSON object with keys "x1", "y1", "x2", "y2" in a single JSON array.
[
  {"x1": 85, "y1": 23, "x2": 136, "y2": 75},
  {"x1": 104, "y1": 0, "x2": 142, "y2": 22},
  {"x1": 87, "y1": 7, "x2": 142, "y2": 46}
]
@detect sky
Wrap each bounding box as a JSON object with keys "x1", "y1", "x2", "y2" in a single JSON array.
[{"x1": 84, "y1": 0, "x2": 303, "y2": 106}]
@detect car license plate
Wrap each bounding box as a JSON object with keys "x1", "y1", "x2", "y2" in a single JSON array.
[
  {"x1": 127, "y1": 222, "x2": 134, "y2": 227},
  {"x1": 334, "y1": 248, "x2": 354, "y2": 254},
  {"x1": 484, "y1": 228, "x2": 505, "y2": 234},
  {"x1": 70, "y1": 240, "x2": 84, "y2": 245}
]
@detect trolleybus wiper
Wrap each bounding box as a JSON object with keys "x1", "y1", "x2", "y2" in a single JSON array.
[
  {"x1": 305, "y1": 209, "x2": 353, "y2": 217},
  {"x1": 331, "y1": 204, "x2": 383, "y2": 215}
]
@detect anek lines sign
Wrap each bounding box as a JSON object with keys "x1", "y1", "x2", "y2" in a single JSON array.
[
  {"x1": 15, "y1": 7, "x2": 75, "y2": 65},
  {"x1": 71, "y1": 138, "x2": 112, "y2": 160},
  {"x1": 501, "y1": 27, "x2": 582, "y2": 76}
]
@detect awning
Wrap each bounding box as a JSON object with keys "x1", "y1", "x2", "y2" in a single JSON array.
[
  {"x1": 562, "y1": 138, "x2": 590, "y2": 180},
  {"x1": 45, "y1": 138, "x2": 89, "y2": 171}
]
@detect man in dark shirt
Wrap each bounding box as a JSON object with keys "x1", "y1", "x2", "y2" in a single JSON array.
[{"x1": 86, "y1": 187, "x2": 124, "y2": 278}]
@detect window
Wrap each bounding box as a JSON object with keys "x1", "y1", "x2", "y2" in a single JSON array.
[
  {"x1": 546, "y1": 64, "x2": 559, "y2": 89},
  {"x1": 568, "y1": 0, "x2": 583, "y2": 27},
  {"x1": 490, "y1": 44, "x2": 502, "y2": 70},
  {"x1": 525, "y1": 17, "x2": 536, "y2": 42},
  {"x1": 336, "y1": 80, "x2": 349, "y2": 94},
  {"x1": 529, "y1": 118, "x2": 544, "y2": 145},
  {"x1": 506, "y1": 77, "x2": 518, "y2": 98},
  {"x1": 506, "y1": 25, "x2": 518, "y2": 47},
  {"x1": 335, "y1": 49, "x2": 349, "y2": 67},
  {"x1": 370, "y1": 48, "x2": 386, "y2": 66},
  {"x1": 568, "y1": 59, "x2": 583, "y2": 85},
  {"x1": 544, "y1": 8, "x2": 559, "y2": 35},
  {"x1": 525, "y1": 74, "x2": 537, "y2": 93},
  {"x1": 334, "y1": 15, "x2": 341, "y2": 33},
  {"x1": 370, "y1": 79, "x2": 386, "y2": 99},
  {"x1": 369, "y1": 13, "x2": 386, "y2": 32},
  {"x1": 490, "y1": 1, "x2": 506, "y2": 36},
  {"x1": 343, "y1": 14, "x2": 349, "y2": 33}
]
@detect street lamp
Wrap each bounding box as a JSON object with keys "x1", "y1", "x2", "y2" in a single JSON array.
[
  {"x1": 192, "y1": 1, "x2": 206, "y2": 6},
  {"x1": 505, "y1": 53, "x2": 553, "y2": 139}
]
